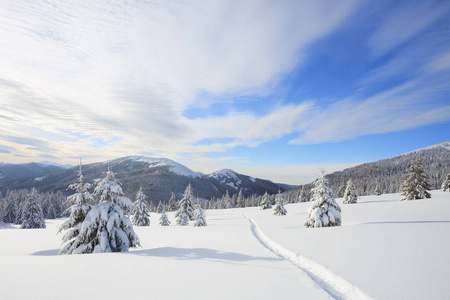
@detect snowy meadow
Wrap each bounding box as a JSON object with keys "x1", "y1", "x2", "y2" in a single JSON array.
[{"x1": 1, "y1": 190, "x2": 449, "y2": 300}]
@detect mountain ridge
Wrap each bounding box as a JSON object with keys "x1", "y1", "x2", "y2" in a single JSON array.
[
  {"x1": 0, "y1": 156, "x2": 288, "y2": 203},
  {"x1": 282, "y1": 141, "x2": 450, "y2": 202}
]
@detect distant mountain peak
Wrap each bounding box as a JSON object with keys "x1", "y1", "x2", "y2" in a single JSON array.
[
  {"x1": 37, "y1": 161, "x2": 73, "y2": 169},
  {"x1": 126, "y1": 156, "x2": 201, "y2": 178}
]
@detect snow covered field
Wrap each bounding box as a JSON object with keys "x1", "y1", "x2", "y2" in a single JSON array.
[{"x1": 1, "y1": 191, "x2": 449, "y2": 299}]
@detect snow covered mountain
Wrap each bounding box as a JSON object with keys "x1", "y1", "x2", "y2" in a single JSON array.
[
  {"x1": 0, "y1": 162, "x2": 64, "y2": 189},
  {"x1": 283, "y1": 141, "x2": 450, "y2": 202},
  {"x1": 127, "y1": 156, "x2": 203, "y2": 178},
  {"x1": 0, "y1": 156, "x2": 286, "y2": 203}
]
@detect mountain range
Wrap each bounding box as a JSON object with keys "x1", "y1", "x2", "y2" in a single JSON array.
[
  {"x1": 2, "y1": 141, "x2": 449, "y2": 203},
  {"x1": 0, "y1": 156, "x2": 288, "y2": 203}
]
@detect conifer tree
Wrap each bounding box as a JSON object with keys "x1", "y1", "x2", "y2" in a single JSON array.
[
  {"x1": 194, "y1": 205, "x2": 207, "y2": 226},
  {"x1": 441, "y1": 172, "x2": 450, "y2": 192},
  {"x1": 21, "y1": 188, "x2": 45, "y2": 229},
  {"x1": 156, "y1": 201, "x2": 164, "y2": 213},
  {"x1": 299, "y1": 186, "x2": 309, "y2": 202},
  {"x1": 131, "y1": 187, "x2": 150, "y2": 226},
  {"x1": 343, "y1": 179, "x2": 358, "y2": 204},
  {"x1": 374, "y1": 185, "x2": 382, "y2": 196},
  {"x1": 67, "y1": 168, "x2": 140, "y2": 254},
  {"x1": 304, "y1": 175, "x2": 341, "y2": 228},
  {"x1": 168, "y1": 192, "x2": 178, "y2": 211},
  {"x1": 175, "y1": 183, "x2": 194, "y2": 224},
  {"x1": 223, "y1": 190, "x2": 233, "y2": 209},
  {"x1": 176, "y1": 212, "x2": 189, "y2": 226},
  {"x1": 47, "y1": 202, "x2": 57, "y2": 219},
  {"x1": 1, "y1": 194, "x2": 17, "y2": 223},
  {"x1": 260, "y1": 191, "x2": 272, "y2": 210},
  {"x1": 58, "y1": 163, "x2": 96, "y2": 254},
  {"x1": 159, "y1": 211, "x2": 171, "y2": 226},
  {"x1": 0, "y1": 193, "x2": 3, "y2": 223},
  {"x1": 236, "y1": 189, "x2": 244, "y2": 208},
  {"x1": 401, "y1": 160, "x2": 432, "y2": 201},
  {"x1": 273, "y1": 190, "x2": 287, "y2": 216}
]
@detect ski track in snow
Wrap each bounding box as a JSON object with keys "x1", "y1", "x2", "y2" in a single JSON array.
[{"x1": 243, "y1": 213, "x2": 374, "y2": 300}]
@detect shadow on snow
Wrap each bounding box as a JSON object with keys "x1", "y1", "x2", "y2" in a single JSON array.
[
  {"x1": 130, "y1": 247, "x2": 282, "y2": 263},
  {"x1": 362, "y1": 220, "x2": 450, "y2": 225},
  {"x1": 31, "y1": 249, "x2": 60, "y2": 256}
]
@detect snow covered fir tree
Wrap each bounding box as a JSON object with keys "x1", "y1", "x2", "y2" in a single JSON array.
[
  {"x1": 58, "y1": 163, "x2": 96, "y2": 254},
  {"x1": 131, "y1": 187, "x2": 150, "y2": 226},
  {"x1": 400, "y1": 160, "x2": 432, "y2": 201},
  {"x1": 273, "y1": 190, "x2": 287, "y2": 216},
  {"x1": 343, "y1": 179, "x2": 358, "y2": 204},
  {"x1": 442, "y1": 172, "x2": 450, "y2": 192},
  {"x1": 194, "y1": 205, "x2": 207, "y2": 226},
  {"x1": 21, "y1": 188, "x2": 45, "y2": 229},
  {"x1": 175, "y1": 183, "x2": 195, "y2": 225},
  {"x1": 176, "y1": 211, "x2": 189, "y2": 226},
  {"x1": 159, "y1": 211, "x2": 170, "y2": 226},
  {"x1": 167, "y1": 192, "x2": 178, "y2": 211},
  {"x1": 260, "y1": 191, "x2": 272, "y2": 210},
  {"x1": 304, "y1": 175, "x2": 341, "y2": 228},
  {"x1": 299, "y1": 186, "x2": 309, "y2": 202},
  {"x1": 65, "y1": 168, "x2": 140, "y2": 254}
]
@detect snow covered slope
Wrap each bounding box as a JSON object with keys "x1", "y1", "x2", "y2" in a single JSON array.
[
  {"x1": 205, "y1": 168, "x2": 282, "y2": 195},
  {"x1": 131, "y1": 156, "x2": 201, "y2": 178},
  {"x1": 1, "y1": 190, "x2": 449, "y2": 299},
  {"x1": 207, "y1": 169, "x2": 243, "y2": 189}
]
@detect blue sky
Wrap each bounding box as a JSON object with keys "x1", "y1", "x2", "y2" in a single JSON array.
[{"x1": 1, "y1": 0, "x2": 450, "y2": 184}]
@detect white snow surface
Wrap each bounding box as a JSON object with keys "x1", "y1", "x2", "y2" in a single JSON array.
[
  {"x1": 132, "y1": 156, "x2": 200, "y2": 178},
  {"x1": 1, "y1": 190, "x2": 449, "y2": 299}
]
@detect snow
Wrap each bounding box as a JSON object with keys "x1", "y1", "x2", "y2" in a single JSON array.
[
  {"x1": 208, "y1": 169, "x2": 243, "y2": 189},
  {"x1": 34, "y1": 176, "x2": 45, "y2": 181},
  {"x1": 132, "y1": 156, "x2": 200, "y2": 178},
  {"x1": 1, "y1": 190, "x2": 449, "y2": 299}
]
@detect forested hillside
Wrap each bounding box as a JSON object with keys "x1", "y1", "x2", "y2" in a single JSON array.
[{"x1": 283, "y1": 141, "x2": 450, "y2": 202}]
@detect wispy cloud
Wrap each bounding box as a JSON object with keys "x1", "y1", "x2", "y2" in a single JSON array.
[
  {"x1": 0, "y1": 0, "x2": 449, "y2": 177},
  {"x1": 0, "y1": 0, "x2": 360, "y2": 163},
  {"x1": 367, "y1": 1, "x2": 450, "y2": 57}
]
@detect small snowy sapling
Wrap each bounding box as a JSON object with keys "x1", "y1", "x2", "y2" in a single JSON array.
[
  {"x1": 273, "y1": 190, "x2": 287, "y2": 216},
  {"x1": 175, "y1": 183, "x2": 195, "y2": 224},
  {"x1": 131, "y1": 187, "x2": 150, "y2": 226},
  {"x1": 260, "y1": 191, "x2": 272, "y2": 210},
  {"x1": 343, "y1": 179, "x2": 358, "y2": 204},
  {"x1": 194, "y1": 206, "x2": 207, "y2": 226},
  {"x1": 304, "y1": 175, "x2": 341, "y2": 228},
  {"x1": 159, "y1": 211, "x2": 171, "y2": 226},
  {"x1": 400, "y1": 160, "x2": 431, "y2": 201}
]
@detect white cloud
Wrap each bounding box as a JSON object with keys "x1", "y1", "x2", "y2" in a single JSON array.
[
  {"x1": 368, "y1": 1, "x2": 450, "y2": 56},
  {"x1": 289, "y1": 79, "x2": 450, "y2": 145},
  {"x1": 427, "y1": 51, "x2": 450, "y2": 73},
  {"x1": 0, "y1": 0, "x2": 360, "y2": 162},
  {"x1": 1, "y1": 0, "x2": 449, "y2": 176}
]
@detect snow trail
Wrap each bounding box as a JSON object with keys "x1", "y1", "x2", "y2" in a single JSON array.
[{"x1": 243, "y1": 213, "x2": 374, "y2": 300}]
